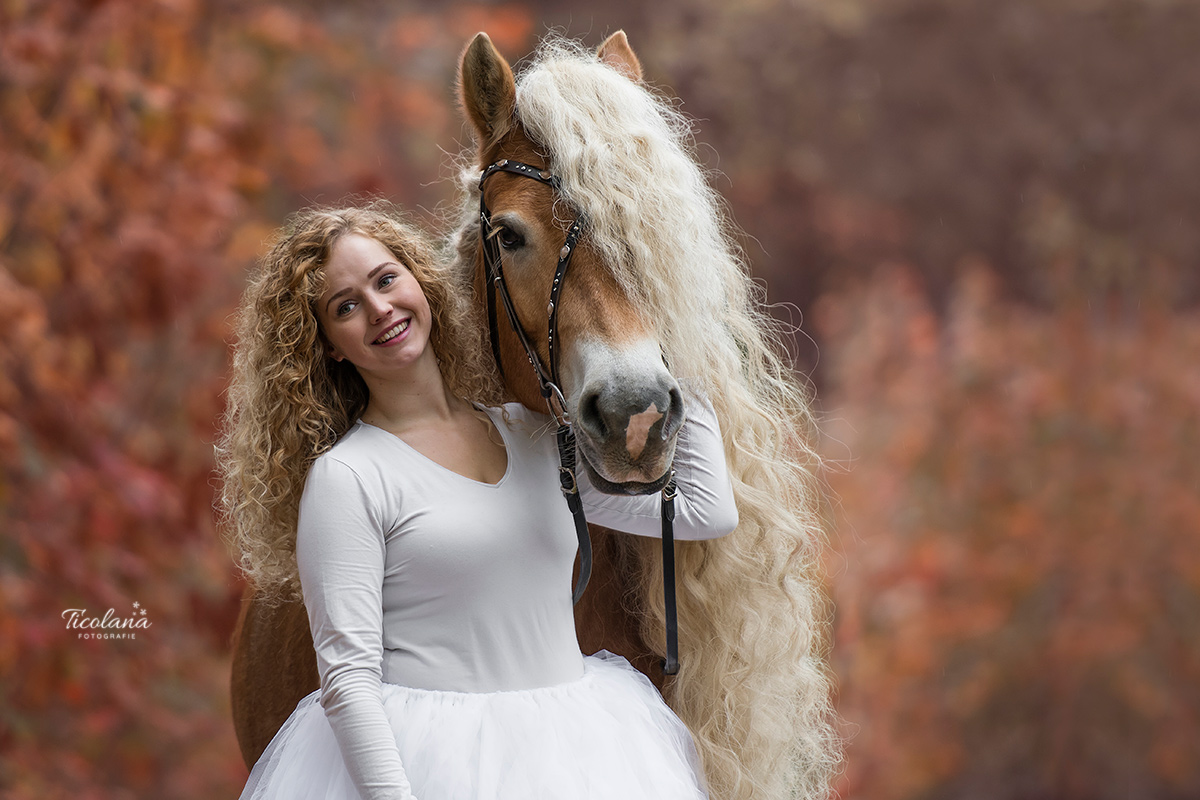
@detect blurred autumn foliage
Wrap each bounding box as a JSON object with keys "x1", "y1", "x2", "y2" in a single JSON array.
[
  {"x1": 819, "y1": 267, "x2": 1200, "y2": 799},
  {"x1": 1, "y1": 0, "x2": 1194, "y2": 798}
]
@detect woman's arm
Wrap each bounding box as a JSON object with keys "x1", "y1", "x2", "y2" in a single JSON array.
[
  {"x1": 296, "y1": 456, "x2": 416, "y2": 800},
  {"x1": 577, "y1": 391, "x2": 738, "y2": 540}
]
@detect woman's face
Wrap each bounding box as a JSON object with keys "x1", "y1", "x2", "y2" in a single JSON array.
[{"x1": 316, "y1": 233, "x2": 434, "y2": 380}]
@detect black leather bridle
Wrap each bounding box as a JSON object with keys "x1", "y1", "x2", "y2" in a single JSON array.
[{"x1": 478, "y1": 158, "x2": 681, "y2": 675}]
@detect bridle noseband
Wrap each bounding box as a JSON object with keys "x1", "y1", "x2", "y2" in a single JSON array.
[{"x1": 478, "y1": 158, "x2": 681, "y2": 675}]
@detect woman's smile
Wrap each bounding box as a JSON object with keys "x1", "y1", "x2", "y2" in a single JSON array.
[{"x1": 373, "y1": 318, "x2": 411, "y2": 345}]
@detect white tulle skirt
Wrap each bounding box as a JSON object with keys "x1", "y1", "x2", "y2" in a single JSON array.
[{"x1": 240, "y1": 651, "x2": 707, "y2": 799}]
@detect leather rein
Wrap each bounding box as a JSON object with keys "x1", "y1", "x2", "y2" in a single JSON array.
[{"x1": 477, "y1": 158, "x2": 681, "y2": 676}]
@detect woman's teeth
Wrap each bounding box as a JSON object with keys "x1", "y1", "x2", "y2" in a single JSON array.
[{"x1": 375, "y1": 319, "x2": 410, "y2": 344}]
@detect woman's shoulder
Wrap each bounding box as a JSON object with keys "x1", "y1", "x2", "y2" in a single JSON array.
[
  {"x1": 319, "y1": 421, "x2": 379, "y2": 462},
  {"x1": 479, "y1": 401, "x2": 552, "y2": 430},
  {"x1": 477, "y1": 403, "x2": 558, "y2": 460},
  {"x1": 304, "y1": 423, "x2": 387, "y2": 487}
]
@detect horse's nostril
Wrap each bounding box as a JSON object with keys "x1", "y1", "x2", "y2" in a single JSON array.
[
  {"x1": 662, "y1": 385, "x2": 684, "y2": 440},
  {"x1": 578, "y1": 388, "x2": 607, "y2": 440}
]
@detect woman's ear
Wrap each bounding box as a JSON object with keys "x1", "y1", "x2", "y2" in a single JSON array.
[{"x1": 322, "y1": 335, "x2": 344, "y2": 362}]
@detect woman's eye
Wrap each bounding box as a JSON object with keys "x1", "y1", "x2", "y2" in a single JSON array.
[
  {"x1": 378, "y1": 273, "x2": 396, "y2": 289},
  {"x1": 497, "y1": 227, "x2": 524, "y2": 250},
  {"x1": 337, "y1": 300, "x2": 356, "y2": 317}
]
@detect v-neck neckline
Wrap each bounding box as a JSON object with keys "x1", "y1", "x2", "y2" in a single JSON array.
[{"x1": 356, "y1": 406, "x2": 511, "y2": 488}]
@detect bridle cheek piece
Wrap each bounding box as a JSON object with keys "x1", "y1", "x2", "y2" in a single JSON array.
[
  {"x1": 478, "y1": 158, "x2": 580, "y2": 422},
  {"x1": 478, "y1": 158, "x2": 681, "y2": 676}
]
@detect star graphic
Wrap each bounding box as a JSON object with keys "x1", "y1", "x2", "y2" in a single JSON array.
[{"x1": 133, "y1": 602, "x2": 140, "y2": 609}]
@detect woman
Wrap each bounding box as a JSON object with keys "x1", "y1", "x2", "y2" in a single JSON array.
[{"x1": 217, "y1": 201, "x2": 738, "y2": 800}]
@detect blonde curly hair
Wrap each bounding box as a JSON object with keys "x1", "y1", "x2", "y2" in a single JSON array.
[{"x1": 216, "y1": 201, "x2": 499, "y2": 602}]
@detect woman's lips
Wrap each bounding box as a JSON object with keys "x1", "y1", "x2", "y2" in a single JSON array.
[{"x1": 373, "y1": 318, "x2": 410, "y2": 345}]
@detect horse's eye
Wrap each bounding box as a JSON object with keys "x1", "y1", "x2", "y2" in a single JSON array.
[{"x1": 497, "y1": 227, "x2": 525, "y2": 250}]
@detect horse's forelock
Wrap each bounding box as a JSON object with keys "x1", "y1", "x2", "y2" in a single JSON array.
[{"x1": 512, "y1": 40, "x2": 743, "y2": 389}]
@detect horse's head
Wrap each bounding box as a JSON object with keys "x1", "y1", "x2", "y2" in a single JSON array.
[{"x1": 458, "y1": 32, "x2": 682, "y2": 495}]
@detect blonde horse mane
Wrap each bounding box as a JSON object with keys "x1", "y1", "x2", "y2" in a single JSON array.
[{"x1": 450, "y1": 36, "x2": 839, "y2": 800}]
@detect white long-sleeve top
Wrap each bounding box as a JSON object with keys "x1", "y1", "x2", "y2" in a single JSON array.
[{"x1": 295, "y1": 397, "x2": 737, "y2": 800}]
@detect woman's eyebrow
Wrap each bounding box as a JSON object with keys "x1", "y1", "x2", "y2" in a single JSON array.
[{"x1": 323, "y1": 263, "x2": 395, "y2": 312}]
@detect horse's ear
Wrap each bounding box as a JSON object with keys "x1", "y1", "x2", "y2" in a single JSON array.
[
  {"x1": 597, "y1": 30, "x2": 643, "y2": 83},
  {"x1": 459, "y1": 32, "x2": 516, "y2": 145}
]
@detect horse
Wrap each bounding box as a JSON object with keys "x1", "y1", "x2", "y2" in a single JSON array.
[{"x1": 230, "y1": 31, "x2": 837, "y2": 800}]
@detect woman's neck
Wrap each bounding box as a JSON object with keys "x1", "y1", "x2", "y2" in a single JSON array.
[{"x1": 358, "y1": 349, "x2": 462, "y2": 431}]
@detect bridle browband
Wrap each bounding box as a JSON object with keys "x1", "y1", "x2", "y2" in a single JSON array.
[{"x1": 478, "y1": 157, "x2": 681, "y2": 676}]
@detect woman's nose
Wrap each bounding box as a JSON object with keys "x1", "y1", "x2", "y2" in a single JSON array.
[{"x1": 365, "y1": 292, "x2": 390, "y2": 322}]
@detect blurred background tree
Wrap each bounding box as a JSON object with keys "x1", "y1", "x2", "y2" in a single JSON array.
[{"x1": 1, "y1": 0, "x2": 1194, "y2": 798}]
